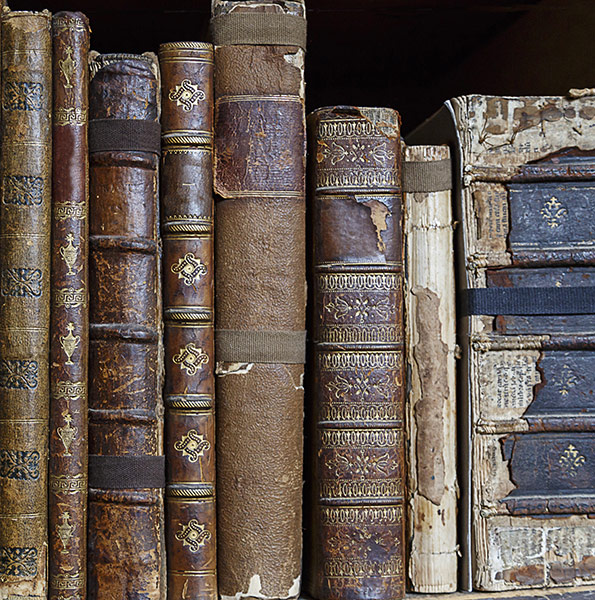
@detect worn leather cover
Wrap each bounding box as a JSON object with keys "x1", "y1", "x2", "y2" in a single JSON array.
[
  {"x1": 211, "y1": 2, "x2": 306, "y2": 599},
  {"x1": 87, "y1": 53, "x2": 165, "y2": 600},
  {"x1": 0, "y1": 9, "x2": 52, "y2": 600},
  {"x1": 49, "y1": 12, "x2": 89, "y2": 600},
  {"x1": 409, "y1": 95, "x2": 595, "y2": 591},
  {"x1": 306, "y1": 107, "x2": 405, "y2": 600},
  {"x1": 159, "y1": 41, "x2": 217, "y2": 600}
]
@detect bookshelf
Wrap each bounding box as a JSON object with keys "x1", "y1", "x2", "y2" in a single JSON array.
[{"x1": 6, "y1": 0, "x2": 594, "y2": 598}]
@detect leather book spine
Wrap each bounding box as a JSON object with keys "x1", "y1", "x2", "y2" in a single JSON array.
[
  {"x1": 211, "y1": 2, "x2": 306, "y2": 598},
  {"x1": 49, "y1": 12, "x2": 90, "y2": 600},
  {"x1": 0, "y1": 10, "x2": 52, "y2": 600},
  {"x1": 403, "y1": 145, "x2": 457, "y2": 593},
  {"x1": 158, "y1": 42, "x2": 217, "y2": 600},
  {"x1": 307, "y1": 107, "x2": 405, "y2": 600},
  {"x1": 87, "y1": 53, "x2": 165, "y2": 600}
]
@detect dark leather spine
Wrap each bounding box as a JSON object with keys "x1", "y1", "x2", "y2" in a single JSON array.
[
  {"x1": 87, "y1": 53, "x2": 165, "y2": 600},
  {"x1": 49, "y1": 13, "x2": 89, "y2": 600},
  {"x1": 306, "y1": 107, "x2": 406, "y2": 600},
  {"x1": 158, "y1": 42, "x2": 217, "y2": 600},
  {"x1": 211, "y1": 1, "x2": 306, "y2": 598},
  {"x1": 0, "y1": 10, "x2": 52, "y2": 600}
]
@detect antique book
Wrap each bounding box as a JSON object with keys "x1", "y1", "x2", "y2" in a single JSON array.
[
  {"x1": 0, "y1": 9, "x2": 52, "y2": 600},
  {"x1": 211, "y1": 1, "x2": 307, "y2": 598},
  {"x1": 306, "y1": 106, "x2": 405, "y2": 600},
  {"x1": 409, "y1": 93, "x2": 595, "y2": 591},
  {"x1": 159, "y1": 41, "x2": 217, "y2": 600},
  {"x1": 49, "y1": 12, "x2": 90, "y2": 600},
  {"x1": 403, "y1": 145, "x2": 457, "y2": 593},
  {"x1": 87, "y1": 52, "x2": 165, "y2": 600}
]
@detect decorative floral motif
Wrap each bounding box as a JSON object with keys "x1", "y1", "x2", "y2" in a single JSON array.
[
  {"x1": 325, "y1": 295, "x2": 390, "y2": 323},
  {"x1": 0, "y1": 546, "x2": 38, "y2": 578},
  {"x1": 174, "y1": 430, "x2": 211, "y2": 463},
  {"x1": 327, "y1": 373, "x2": 391, "y2": 400},
  {"x1": 59, "y1": 46, "x2": 76, "y2": 89},
  {"x1": 0, "y1": 450, "x2": 40, "y2": 481},
  {"x1": 328, "y1": 452, "x2": 391, "y2": 479},
  {"x1": 168, "y1": 79, "x2": 206, "y2": 112},
  {"x1": 0, "y1": 360, "x2": 38, "y2": 390},
  {"x1": 550, "y1": 364, "x2": 579, "y2": 396},
  {"x1": 171, "y1": 252, "x2": 207, "y2": 286},
  {"x1": 540, "y1": 196, "x2": 568, "y2": 228},
  {"x1": 3, "y1": 81, "x2": 43, "y2": 111},
  {"x1": 1, "y1": 268, "x2": 42, "y2": 297},
  {"x1": 559, "y1": 444, "x2": 586, "y2": 477},
  {"x1": 3, "y1": 175, "x2": 44, "y2": 206},
  {"x1": 172, "y1": 343, "x2": 209, "y2": 376},
  {"x1": 175, "y1": 519, "x2": 211, "y2": 553}
]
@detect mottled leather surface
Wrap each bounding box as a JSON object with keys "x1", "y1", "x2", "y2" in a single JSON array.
[
  {"x1": 88, "y1": 53, "x2": 165, "y2": 600},
  {"x1": 0, "y1": 10, "x2": 51, "y2": 600},
  {"x1": 159, "y1": 42, "x2": 217, "y2": 600},
  {"x1": 306, "y1": 107, "x2": 405, "y2": 600},
  {"x1": 49, "y1": 12, "x2": 90, "y2": 600},
  {"x1": 212, "y1": 1, "x2": 306, "y2": 598}
]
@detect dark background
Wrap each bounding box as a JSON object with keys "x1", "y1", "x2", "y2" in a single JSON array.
[{"x1": 8, "y1": 0, "x2": 595, "y2": 133}]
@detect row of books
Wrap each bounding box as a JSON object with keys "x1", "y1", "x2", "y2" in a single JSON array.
[{"x1": 0, "y1": 2, "x2": 594, "y2": 600}]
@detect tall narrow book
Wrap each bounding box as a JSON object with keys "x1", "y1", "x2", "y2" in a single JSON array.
[
  {"x1": 87, "y1": 52, "x2": 165, "y2": 600},
  {"x1": 0, "y1": 9, "x2": 52, "y2": 600},
  {"x1": 306, "y1": 106, "x2": 405, "y2": 600},
  {"x1": 409, "y1": 93, "x2": 595, "y2": 591},
  {"x1": 159, "y1": 41, "x2": 217, "y2": 600},
  {"x1": 211, "y1": 1, "x2": 307, "y2": 598},
  {"x1": 49, "y1": 12, "x2": 90, "y2": 600},
  {"x1": 403, "y1": 145, "x2": 457, "y2": 593}
]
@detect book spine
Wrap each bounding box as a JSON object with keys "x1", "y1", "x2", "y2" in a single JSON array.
[
  {"x1": 403, "y1": 145, "x2": 457, "y2": 593},
  {"x1": 0, "y1": 10, "x2": 52, "y2": 600},
  {"x1": 87, "y1": 53, "x2": 165, "y2": 600},
  {"x1": 211, "y1": 1, "x2": 307, "y2": 598},
  {"x1": 158, "y1": 42, "x2": 217, "y2": 600},
  {"x1": 307, "y1": 106, "x2": 405, "y2": 600},
  {"x1": 49, "y1": 13, "x2": 90, "y2": 600}
]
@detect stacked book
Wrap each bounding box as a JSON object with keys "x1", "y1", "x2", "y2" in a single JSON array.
[{"x1": 0, "y1": 3, "x2": 593, "y2": 600}]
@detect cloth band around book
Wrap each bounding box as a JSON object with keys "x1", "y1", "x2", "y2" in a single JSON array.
[
  {"x1": 89, "y1": 455, "x2": 165, "y2": 489},
  {"x1": 460, "y1": 287, "x2": 595, "y2": 316},
  {"x1": 402, "y1": 158, "x2": 452, "y2": 193},
  {"x1": 216, "y1": 329, "x2": 307, "y2": 364},
  {"x1": 89, "y1": 119, "x2": 161, "y2": 155},
  {"x1": 210, "y1": 13, "x2": 307, "y2": 50}
]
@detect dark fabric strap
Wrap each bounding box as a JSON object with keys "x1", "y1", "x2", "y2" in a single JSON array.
[
  {"x1": 216, "y1": 329, "x2": 306, "y2": 364},
  {"x1": 402, "y1": 158, "x2": 452, "y2": 193},
  {"x1": 210, "y1": 13, "x2": 307, "y2": 49},
  {"x1": 89, "y1": 119, "x2": 161, "y2": 155},
  {"x1": 460, "y1": 287, "x2": 595, "y2": 316},
  {"x1": 89, "y1": 455, "x2": 165, "y2": 489}
]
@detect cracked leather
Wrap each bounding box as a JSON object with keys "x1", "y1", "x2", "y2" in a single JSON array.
[{"x1": 212, "y1": 1, "x2": 306, "y2": 599}]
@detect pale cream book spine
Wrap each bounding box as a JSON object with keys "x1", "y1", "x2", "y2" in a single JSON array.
[{"x1": 404, "y1": 145, "x2": 458, "y2": 593}]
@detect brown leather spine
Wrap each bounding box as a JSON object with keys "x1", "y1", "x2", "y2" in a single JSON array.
[
  {"x1": 211, "y1": 2, "x2": 306, "y2": 598},
  {"x1": 0, "y1": 10, "x2": 52, "y2": 600},
  {"x1": 87, "y1": 53, "x2": 165, "y2": 600},
  {"x1": 306, "y1": 107, "x2": 405, "y2": 600},
  {"x1": 49, "y1": 13, "x2": 90, "y2": 600},
  {"x1": 159, "y1": 41, "x2": 217, "y2": 600}
]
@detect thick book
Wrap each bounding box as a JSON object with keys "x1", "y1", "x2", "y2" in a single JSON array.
[
  {"x1": 211, "y1": 1, "x2": 307, "y2": 598},
  {"x1": 49, "y1": 12, "x2": 90, "y2": 600},
  {"x1": 87, "y1": 52, "x2": 165, "y2": 600},
  {"x1": 306, "y1": 106, "x2": 405, "y2": 600},
  {"x1": 409, "y1": 93, "x2": 595, "y2": 591},
  {"x1": 403, "y1": 145, "x2": 457, "y2": 593},
  {"x1": 159, "y1": 41, "x2": 217, "y2": 600},
  {"x1": 0, "y1": 9, "x2": 52, "y2": 600}
]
